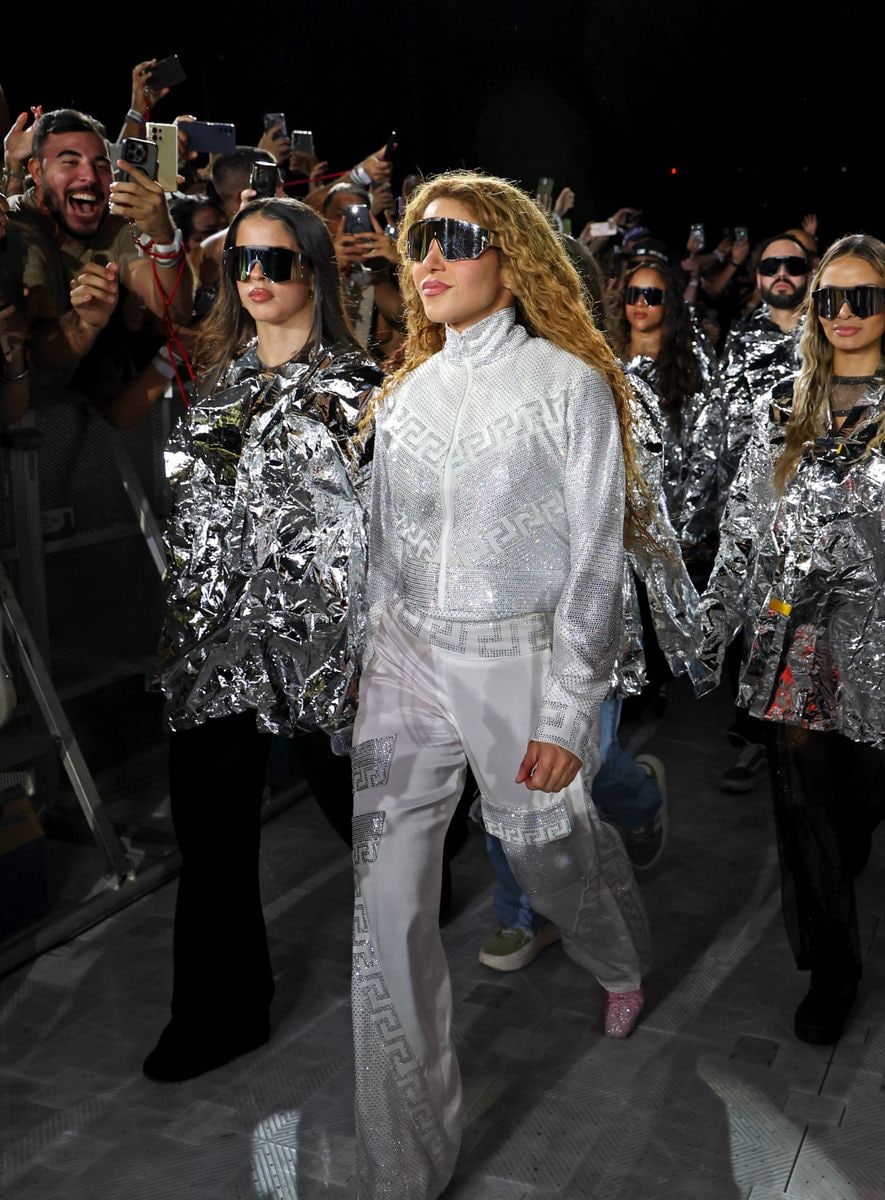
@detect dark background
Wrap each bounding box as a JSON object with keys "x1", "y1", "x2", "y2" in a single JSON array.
[{"x1": 3, "y1": 0, "x2": 877, "y2": 252}]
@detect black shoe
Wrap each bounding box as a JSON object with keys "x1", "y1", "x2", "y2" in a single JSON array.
[
  {"x1": 794, "y1": 978, "x2": 857, "y2": 1045},
  {"x1": 719, "y1": 743, "x2": 768, "y2": 793},
  {"x1": 143, "y1": 1015, "x2": 271, "y2": 1082}
]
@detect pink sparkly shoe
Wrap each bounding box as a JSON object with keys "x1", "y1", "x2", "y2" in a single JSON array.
[{"x1": 603, "y1": 986, "x2": 645, "y2": 1038}]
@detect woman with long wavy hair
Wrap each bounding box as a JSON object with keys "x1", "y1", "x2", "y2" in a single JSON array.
[
  {"x1": 698, "y1": 233, "x2": 885, "y2": 1045},
  {"x1": 612, "y1": 259, "x2": 724, "y2": 563},
  {"x1": 143, "y1": 197, "x2": 382, "y2": 1083},
  {"x1": 351, "y1": 173, "x2": 650, "y2": 1200}
]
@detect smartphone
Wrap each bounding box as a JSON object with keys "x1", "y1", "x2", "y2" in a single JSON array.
[
  {"x1": 263, "y1": 112, "x2": 287, "y2": 135},
  {"x1": 290, "y1": 130, "x2": 314, "y2": 155},
  {"x1": 0, "y1": 227, "x2": 25, "y2": 311},
  {"x1": 179, "y1": 121, "x2": 236, "y2": 156},
  {"x1": 734, "y1": 225, "x2": 748, "y2": 244},
  {"x1": 146, "y1": 122, "x2": 179, "y2": 191},
  {"x1": 119, "y1": 136, "x2": 159, "y2": 182},
  {"x1": 690, "y1": 222, "x2": 705, "y2": 250},
  {"x1": 536, "y1": 176, "x2": 554, "y2": 207},
  {"x1": 147, "y1": 54, "x2": 186, "y2": 92},
  {"x1": 381, "y1": 131, "x2": 398, "y2": 162},
  {"x1": 344, "y1": 204, "x2": 374, "y2": 235},
  {"x1": 589, "y1": 221, "x2": 619, "y2": 237},
  {"x1": 249, "y1": 161, "x2": 280, "y2": 199}
]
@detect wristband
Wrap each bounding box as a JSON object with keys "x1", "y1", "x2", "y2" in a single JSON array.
[
  {"x1": 135, "y1": 228, "x2": 184, "y2": 264},
  {"x1": 727, "y1": 258, "x2": 740, "y2": 268},
  {"x1": 126, "y1": 108, "x2": 146, "y2": 126},
  {"x1": 350, "y1": 162, "x2": 373, "y2": 187},
  {"x1": 2, "y1": 362, "x2": 28, "y2": 381},
  {"x1": 152, "y1": 344, "x2": 182, "y2": 380}
]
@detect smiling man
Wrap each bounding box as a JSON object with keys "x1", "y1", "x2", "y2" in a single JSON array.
[{"x1": 8, "y1": 108, "x2": 192, "y2": 388}]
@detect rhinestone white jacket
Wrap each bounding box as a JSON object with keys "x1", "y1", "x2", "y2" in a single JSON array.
[{"x1": 366, "y1": 307, "x2": 625, "y2": 764}]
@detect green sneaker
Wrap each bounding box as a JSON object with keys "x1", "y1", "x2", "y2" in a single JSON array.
[{"x1": 478, "y1": 924, "x2": 561, "y2": 972}]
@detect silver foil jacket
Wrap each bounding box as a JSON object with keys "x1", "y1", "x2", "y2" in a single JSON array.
[
  {"x1": 366, "y1": 307, "x2": 625, "y2": 765},
  {"x1": 158, "y1": 341, "x2": 382, "y2": 734},
  {"x1": 625, "y1": 313, "x2": 725, "y2": 553},
  {"x1": 619, "y1": 375, "x2": 710, "y2": 695},
  {"x1": 719, "y1": 305, "x2": 802, "y2": 487},
  {"x1": 698, "y1": 376, "x2": 885, "y2": 749}
]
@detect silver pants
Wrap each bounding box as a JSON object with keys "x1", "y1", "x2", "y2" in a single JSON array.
[{"x1": 351, "y1": 617, "x2": 650, "y2": 1199}]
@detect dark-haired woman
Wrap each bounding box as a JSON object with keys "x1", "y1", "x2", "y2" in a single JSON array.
[
  {"x1": 143, "y1": 198, "x2": 382, "y2": 1082},
  {"x1": 697, "y1": 233, "x2": 885, "y2": 1044},
  {"x1": 613, "y1": 260, "x2": 724, "y2": 566}
]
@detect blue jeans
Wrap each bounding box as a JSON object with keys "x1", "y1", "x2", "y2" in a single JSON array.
[{"x1": 486, "y1": 698, "x2": 662, "y2": 932}]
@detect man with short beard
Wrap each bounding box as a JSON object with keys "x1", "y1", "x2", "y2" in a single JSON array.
[
  {"x1": 715, "y1": 233, "x2": 808, "y2": 795},
  {"x1": 8, "y1": 108, "x2": 192, "y2": 391},
  {"x1": 719, "y1": 233, "x2": 809, "y2": 487}
]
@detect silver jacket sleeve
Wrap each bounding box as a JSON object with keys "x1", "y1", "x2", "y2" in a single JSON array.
[
  {"x1": 694, "y1": 386, "x2": 791, "y2": 695},
  {"x1": 158, "y1": 341, "x2": 383, "y2": 734},
  {"x1": 621, "y1": 375, "x2": 710, "y2": 692}
]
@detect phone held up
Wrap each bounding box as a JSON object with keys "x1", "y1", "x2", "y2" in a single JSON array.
[
  {"x1": 147, "y1": 54, "x2": 186, "y2": 93},
  {"x1": 733, "y1": 225, "x2": 748, "y2": 244},
  {"x1": 689, "y1": 222, "x2": 705, "y2": 250},
  {"x1": 343, "y1": 204, "x2": 374, "y2": 236},
  {"x1": 249, "y1": 161, "x2": 280, "y2": 200},
  {"x1": 118, "y1": 137, "x2": 159, "y2": 182},
  {"x1": 145, "y1": 123, "x2": 179, "y2": 192}
]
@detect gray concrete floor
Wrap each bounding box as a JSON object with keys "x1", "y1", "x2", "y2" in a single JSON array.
[{"x1": 2, "y1": 680, "x2": 884, "y2": 1199}]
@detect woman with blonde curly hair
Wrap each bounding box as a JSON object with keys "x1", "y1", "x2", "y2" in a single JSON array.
[
  {"x1": 698, "y1": 233, "x2": 885, "y2": 1047},
  {"x1": 350, "y1": 172, "x2": 650, "y2": 1199}
]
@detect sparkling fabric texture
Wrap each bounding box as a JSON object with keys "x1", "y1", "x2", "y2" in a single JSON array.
[
  {"x1": 352, "y1": 737, "x2": 397, "y2": 794},
  {"x1": 481, "y1": 796, "x2": 572, "y2": 846},
  {"x1": 619, "y1": 375, "x2": 710, "y2": 694},
  {"x1": 352, "y1": 811, "x2": 386, "y2": 864},
  {"x1": 352, "y1": 881, "x2": 454, "y2": 1199},
  {"x1": 157, "y1": 341, "x2": 382, "y2": 734},
  {"x1": 604, "y1": 985, "x2": 646, "y2": 1037},
  {"x1": 625, "y1": 312, "x2": 724, "y2": 552},
  {"x1": 698, "y1": 376, "x2": 885, "y2": 749},
  {"x1": 719, "y1": 305, "x2": 802, "y2": 487},
  {"x1": 366, "y1": 307, "x2": 625, "y2": 761}
]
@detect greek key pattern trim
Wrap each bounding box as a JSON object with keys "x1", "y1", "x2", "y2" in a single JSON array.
[
  {"x1": 351, "y1": 735, "x2": 397, "y2": 793},
  {"x1": 353, "y1": 811, "x2": 385, "y2": 865},
  {"x1": 352, "y1": 888, "x2": 451, "y2": 1186},
  {"x1": 481, "y1": 796, "x2": 573, "y2": 846}
]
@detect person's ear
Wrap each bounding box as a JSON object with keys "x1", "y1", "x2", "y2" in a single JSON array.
[
  {"x1": 499, "y1": 264, "x2": 517, "y2": 295},
  {"x1": 28, "y1": 158, "x2": 42, "y2": 189}
]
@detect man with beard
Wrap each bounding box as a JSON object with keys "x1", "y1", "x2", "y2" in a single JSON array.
[
  {"x1": 716, "y1": 233, "x2": 808, "y2": 794},
  {"x1": 719, "y1": 233, "x2": 808, "y2": 487},
  {"x1": 8, "y1": 108, "x2": 192, "y2": 391}
]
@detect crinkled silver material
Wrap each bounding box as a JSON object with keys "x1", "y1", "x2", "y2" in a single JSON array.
[
  {"x1": 719, "y1": 305, "x2": 802, "y2": 487},
  {"x1": 618, "y1": 375, "x2": 710, "y2": 694},
  {"x1": 158, "y1": 340, "x2": 382, "y2": 734},
  {"x1": 625, "y1": 314, "x2": 725, "y2": 552},
  {"x1": 366, "y1": 307, "x2": 625, "y2": 763},
  {"x1": 699, "y1": 376, "x2": 885, "y2": 749}
]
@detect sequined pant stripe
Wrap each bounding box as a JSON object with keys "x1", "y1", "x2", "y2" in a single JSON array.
[{"x1": 351, "y1": 616, "x2": 649, "y2": 1200}]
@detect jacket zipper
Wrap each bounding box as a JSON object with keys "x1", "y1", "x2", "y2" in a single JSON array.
[{"x1": 437, "y1": 362, "x2": 472, "y2": 609}]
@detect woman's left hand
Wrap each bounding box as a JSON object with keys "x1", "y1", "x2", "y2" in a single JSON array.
[{"x1": 515, "y1": 741, "x2": 582, "y2": 793}]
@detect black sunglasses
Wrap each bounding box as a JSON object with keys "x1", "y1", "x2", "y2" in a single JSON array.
[
  {"x1": 758, "y1": 255, "x2": 808, "y2": 277},
  {"x1": 625, "y1": 286, "x2": 664, "y2": 306},
  {"x1": 812, "y1": 285, "x2": 885, "y2": 321},
  {"x1": 406, "y1": 217, "x2": 498, "y2": 262},
  {"x1": 225, "y1": 245, "x2": 310, "y2": 283}
]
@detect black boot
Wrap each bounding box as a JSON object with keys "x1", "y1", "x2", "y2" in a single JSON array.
[
  {"x1": 794, "y1": 974, "x2": 857, "y2": 1045},
  {"x1": 143, "y1": 1014, "x2": 271, "y2": 1082}
]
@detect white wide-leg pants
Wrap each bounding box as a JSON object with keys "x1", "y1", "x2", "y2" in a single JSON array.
[{"x1": 351, "y1": 616, "x2": 650, "y2": 1200}]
